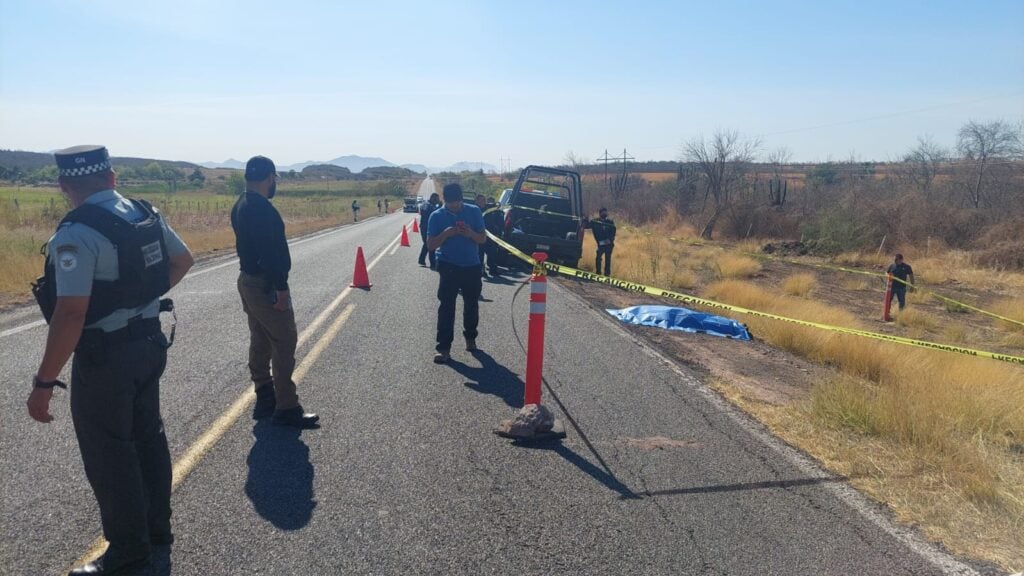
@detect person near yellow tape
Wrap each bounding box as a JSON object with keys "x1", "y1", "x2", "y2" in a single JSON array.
[
  {"x1": 582, "y1": 207, "x2": 616, "y2": 276},
  {"x1": 886, "y1": 253, "x2": 915, "y2": 311}
]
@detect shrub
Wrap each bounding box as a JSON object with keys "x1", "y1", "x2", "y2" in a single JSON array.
[
  {"x1": 715, "y1": 254, "x2": 761, "y2": 278},
  {"x1": 781, "y1": 273, "x2": 818, "y2": 297},
  {"x1": 800, "y1": 207, "x2": 878, "y2": 256}
]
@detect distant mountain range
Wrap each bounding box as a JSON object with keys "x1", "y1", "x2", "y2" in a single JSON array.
[
  {"x1": 1, "y1": 148, "x2": 501, "y2": 175},
  {"x1": 199, "y1": 156, "x2": 498, "y2": 175}
]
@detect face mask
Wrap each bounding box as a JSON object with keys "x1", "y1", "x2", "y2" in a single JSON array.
[{"x1": 268, "y1": 181, "x2": 277, "y2": 199}]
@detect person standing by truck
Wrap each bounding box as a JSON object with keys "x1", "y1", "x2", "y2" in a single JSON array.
[
  {"x1": 583, "y1": 207, "x2": 616, "y2": 276},
  {"x1": 418, "y1": 192, "x2": 440, "y2": 269},
  {"x1": 474, "y1": 194, "x2": 501, "y2": 277},
  {"x1": 427, "y1": 184, "x2": 486, "y2": 363}
]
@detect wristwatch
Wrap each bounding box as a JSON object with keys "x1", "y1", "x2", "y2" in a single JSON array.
[{"x1": 33, "y1": 376, "x2": 67, "y2": 390}]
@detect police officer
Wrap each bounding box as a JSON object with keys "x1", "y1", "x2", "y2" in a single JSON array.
[
  {"x1": 418, "y1": 192, "x2": 440, "y2": 269},
  {"x1": 886, "y1": 253, "x2": 916, "y2": 311},
  {"x1": 427, "y1": 183, "x2": 487, "y2": 363},
  {"x1": 582, "y1": 207, "x2": 616, "y2": 276},
  {"x1": 231, "y1": 155, "x2": 319, "y2": 428},
  {"x1": 482, "y1": 195, "x2": 504, "y2": 276},
  {"x1": 27, "y1": 145, "x2": 195, "y2": 575}
]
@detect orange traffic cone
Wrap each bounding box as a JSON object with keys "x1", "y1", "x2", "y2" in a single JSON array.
[
  {"x1": 400, "y1": 225, "x2": 411, "y2": 247},
  {"x1": 350, "y1": 246, "x2": 372, "y2": 288},
  {"x1": 412, "y1": 219, "x2": 419, "y2": 233}
]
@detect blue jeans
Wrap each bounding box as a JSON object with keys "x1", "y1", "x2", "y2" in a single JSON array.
[{"x1": 892, "y1": 286, "x2": 906, "y2": 310}]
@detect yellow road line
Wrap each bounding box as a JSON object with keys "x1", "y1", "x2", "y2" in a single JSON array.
[{"x1": 71, "y1": 234, "x2": 402, "y2": 571}]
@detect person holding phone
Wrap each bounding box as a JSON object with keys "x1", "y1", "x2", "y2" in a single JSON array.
[{"x1": 426, "y1": 183, "x2": 487, "y2": 363}]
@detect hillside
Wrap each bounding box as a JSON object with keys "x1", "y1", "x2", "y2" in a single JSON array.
[{"x1": 0, "y1": 149, "x2": 199, "y2": 171}]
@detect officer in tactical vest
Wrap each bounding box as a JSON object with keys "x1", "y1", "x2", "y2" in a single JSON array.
[{"x1": 27, "y1": 145, "x2": 195, "y2": 575}]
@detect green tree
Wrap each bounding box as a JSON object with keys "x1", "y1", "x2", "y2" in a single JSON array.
[
  {"x1": 142, "y1": 162, "x2": 165, "y2": 181},
  {"x1": 187, "y1": 167, "x2": 206, "y2": 187}
]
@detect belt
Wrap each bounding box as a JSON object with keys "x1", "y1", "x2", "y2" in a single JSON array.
[{"x1": 78, "y1": 317, "x2": 162, "y2": 350}]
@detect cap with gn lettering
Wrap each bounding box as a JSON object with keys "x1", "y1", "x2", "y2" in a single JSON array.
[{"x1": 53, "y1": 145, "x2": 111, "y2": 177}]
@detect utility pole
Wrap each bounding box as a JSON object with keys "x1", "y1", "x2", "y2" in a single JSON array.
[
  {"x1": 611, "y1": 148, "x2": 635, "y2": 198},
  {"x1": 596, "y1": 149, "x2": 613, "y2": 189}
]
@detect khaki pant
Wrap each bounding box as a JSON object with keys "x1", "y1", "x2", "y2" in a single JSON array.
[{"x1": 238, "y1": 273, "x2": 299, "y2": 410}]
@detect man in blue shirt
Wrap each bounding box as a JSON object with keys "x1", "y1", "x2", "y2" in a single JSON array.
[{"x1": 427, "y1": 183, "x2": 487, "y2": 363}]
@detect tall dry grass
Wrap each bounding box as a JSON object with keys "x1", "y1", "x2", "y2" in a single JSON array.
[
  {"x1": 781, "y1": 272, "x2": 818, "y2": 297},
  {"x1": 0, "y1": 188, "x2": 385, "y2": 302},
  {"x1": 576, "y1": 210, "x2": 1024, "y2": 569},
  {"x1": 715, "y1": 254, "x2": 761, "y2": 278},
  {"x1": 697, "y1": 279, "x2": 1024, "y2": 569}
]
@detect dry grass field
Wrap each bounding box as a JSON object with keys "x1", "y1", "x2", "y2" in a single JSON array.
[
  {"x1": 571, "y1": 210, "x2": 1024, "y2": 571},
  {"x1": 0, "y1": 182, "x2": 413, "y2": 305}
]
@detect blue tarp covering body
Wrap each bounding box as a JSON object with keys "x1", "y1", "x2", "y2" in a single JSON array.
[{"x1": 607, "y1": 305, "x2": 751, "y2": 340}]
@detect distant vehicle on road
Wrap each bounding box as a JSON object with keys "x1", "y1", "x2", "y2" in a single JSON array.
[
  {"x1": 403, "y1": 197, "x2": 419, "y2": 213},
  {"x1": 499, "y1": 166, "x2": 583, "y2": 268}
]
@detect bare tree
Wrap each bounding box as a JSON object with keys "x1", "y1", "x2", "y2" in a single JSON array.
[
  {"x1": 902, "y1": 135, "x2": 948, "y2": 196},
  {"x1": 683, "y1": 130, "x2": 761, "y2": 239},
  {"x1": 956, "y1": 120, "x2": 1023, "y2": 209},
  {"x1": 766, "y1": 147, "x2": 792, "y2": 178},
  {"x1": 563, "y1": 150, "x2": 585, "y2": 171},
  {"x1": 766, "y1": 147, "x2": 792, "y2": 208}
]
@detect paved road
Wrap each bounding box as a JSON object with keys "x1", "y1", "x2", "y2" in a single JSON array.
[{"x1": 0, "y1": 178, "x2": 993, "y2": 575}]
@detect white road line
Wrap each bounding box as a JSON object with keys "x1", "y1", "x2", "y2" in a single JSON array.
[
  {"x1": 1, "y1": 219, "x2": 385, "y2": 340},
  {"x1": 71, "y1": 233, "x2": 400, "y2": 569},
  {"x1": 0, "y1": 319, "x2": 46, "y2": 338}
]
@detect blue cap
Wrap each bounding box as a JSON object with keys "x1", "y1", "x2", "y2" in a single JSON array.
[{"x1": 54, "y1": 145, "x2": 111, "y2": 177}]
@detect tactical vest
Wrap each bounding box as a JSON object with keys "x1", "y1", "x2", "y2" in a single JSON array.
[{"x1": 33, "y1": 199, "x2": 171, "y2": 325}]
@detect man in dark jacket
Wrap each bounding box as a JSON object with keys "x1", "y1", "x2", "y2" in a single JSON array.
[
  {"x1": 483, "y1": 196, "x2": 504, "y2": 275},
  {"x1": 231, "y1": 155, "x2": 318, "y2": 429},
  {"x1": 583, "y1": 207, "x2": 616, "y2": 276},
  {"x1": 886, "y1": 253, "x2": 915, "y2": 311},
  {"x1": 418, "y1": 192, "x2": 440, "y2": 269}
]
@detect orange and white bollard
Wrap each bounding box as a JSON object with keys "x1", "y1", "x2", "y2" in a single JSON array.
[
  {"x1": 495, "y1": 252, "x2": 565, "y2": 441},
  {"x1": 525, "y1": 253, "x2": 548, "y2": 405}
]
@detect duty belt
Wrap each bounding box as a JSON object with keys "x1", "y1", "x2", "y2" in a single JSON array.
[{"x1": 77, "y1": 317, "x2": 163, "y2": 351}]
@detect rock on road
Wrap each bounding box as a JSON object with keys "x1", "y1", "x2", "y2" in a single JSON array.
[{"x1": 0, "y1": 178, "x2": 992, "y2": 575}]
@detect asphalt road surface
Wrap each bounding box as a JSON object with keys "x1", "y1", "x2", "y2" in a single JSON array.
[{"x1": 0, "y1": 179, "x2": 996, "y2": 575}]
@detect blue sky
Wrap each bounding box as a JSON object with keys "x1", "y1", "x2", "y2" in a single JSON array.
[{"x1": 1, "y1": 0, "x2": 1022, "y2": 167}]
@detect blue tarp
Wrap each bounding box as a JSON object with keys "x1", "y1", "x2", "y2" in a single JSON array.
[{"x1": 606, "y1": 305, "x2": 751, "y2": 340}]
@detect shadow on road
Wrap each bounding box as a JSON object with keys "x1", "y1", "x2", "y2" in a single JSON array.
[
  {"x1": 449, "y1": 350, "x2": 524, "y2": 409},
  {"x1": 483, "y1": 272, "x2": 528, "y2": 286},
  {"x1": 518, "y1": 441, "x2": 640, "y2": 501},
  {"x1": 643, "y1": 476, "x2": 848, "y2": 497},
  {"x1": 245, "y1": 421, "x2": 316, "y2": 530}
]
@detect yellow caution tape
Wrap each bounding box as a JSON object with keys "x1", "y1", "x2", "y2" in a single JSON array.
[
  {"x1": 744, "y1": 252, "x2": 1024, "y2": 329},
  {"x1": 488, "y1": 203, "x2": 580, "y2": 221},
  {"x1": 638, "y1": 231, "x2": 1024, "y2": 329},
  {"x1": 489, "y1": 232, "x2": 1024, "y2": 366}
]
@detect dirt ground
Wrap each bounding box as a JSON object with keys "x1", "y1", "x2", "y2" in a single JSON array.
[{"x1": 561, "y1": 277, "x2": 828, "y2": 409}]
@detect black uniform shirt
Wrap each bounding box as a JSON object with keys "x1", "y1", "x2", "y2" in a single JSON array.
[
  {"x1": 887, "y1": 262, "x2": 913, "y2": 283},
  {"x1": 590, "y1": 217, "x2": 616, "y2": 244},
  {"x1": 231, "y1": 191, "x2": 291, "y2": 291}
]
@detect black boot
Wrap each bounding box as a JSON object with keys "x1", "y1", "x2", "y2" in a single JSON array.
[{"x1": 252, "y1": 385, "x2": 276, "y2": 419}]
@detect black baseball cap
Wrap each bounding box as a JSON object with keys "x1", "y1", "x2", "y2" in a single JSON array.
[
  {"x1": 443, "y1": 183, "x2": 464, "y2": 202},
  {"x1": 244, "y1": 155, "x2": 277, "y2": 181}
]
